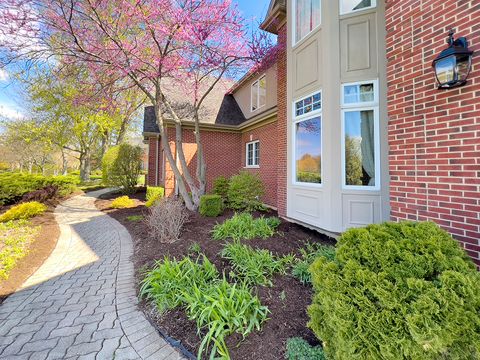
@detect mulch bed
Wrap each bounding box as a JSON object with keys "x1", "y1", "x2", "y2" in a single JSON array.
[{"x1": 96, "y1": 190, "x2": 336, "y2": 360}]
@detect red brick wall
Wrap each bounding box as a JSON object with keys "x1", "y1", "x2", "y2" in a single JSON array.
[
  {"x1": 162, "y1": 128, "x2": 243, "y2": 197},
  {"x1": 277, "y1": 24, "x2": 288, "y2": 217},
  {"x1": 386, "y1": 1, "x2": 480, "y2": 266},
  {"x1": 241, "y1": 121, "x2": 278, "y2": 207},
  {"x1": 147, "y1": 136, "x2": 162, "y2": 187}
]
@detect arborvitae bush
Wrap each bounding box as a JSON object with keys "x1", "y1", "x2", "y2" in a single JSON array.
[
  {"x1": 102, "y1": 144, "x2": 142, "y2": 193},
  {"x1": 286, "y1": 338, "x2": 326, "y2": 360},
  {"x1": 199, "y1": 195, "x2": 223, "y2": 217},
  {"x1": 145, "y1": 186, "x2": 164, "y2": 207},
  {"x1": 227, "y1": 171, "x2": 265, "y2": 211},
  {"x1": 212, "y1": 176, "x2": 230, "y2": 201},
  {"x1": 308, "y1": 221, "x2": 480, "y2": 360}
]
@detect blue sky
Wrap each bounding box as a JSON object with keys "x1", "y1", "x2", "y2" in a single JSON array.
[{"x1": 0, "y1": 0, "x2": 271, "y2": 122}]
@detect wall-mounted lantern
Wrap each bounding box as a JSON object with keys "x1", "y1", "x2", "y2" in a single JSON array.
[{"x1": 432, "y1": 30, "x2": 473, "y2": 89}]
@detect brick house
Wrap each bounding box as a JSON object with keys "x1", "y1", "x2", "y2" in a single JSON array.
[{"x1": 143, "y1": 0, "x2": 480, "y2": 266}]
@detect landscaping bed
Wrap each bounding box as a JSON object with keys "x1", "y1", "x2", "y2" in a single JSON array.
[{"x1": 96, "y1": 190, "x2": 335, "y2": 359}]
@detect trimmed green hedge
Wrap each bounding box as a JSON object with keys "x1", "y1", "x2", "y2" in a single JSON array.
[
  {"x1": 0, "y1": 173, "x2": 79, "y2": 205},
  {"x1": 308, "y1": 221, "x2": 480, "y2": 360},
  {"x1": 145, "y1": 186, "x2": 165, "y2": 207},
  {"x1": 199, "y1": 195, "x2": 223, "y2": 217}
]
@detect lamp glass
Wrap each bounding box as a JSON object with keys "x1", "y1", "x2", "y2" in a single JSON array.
[{"x1": 435, "y1": 56, "x2": 456, "y2": 84}]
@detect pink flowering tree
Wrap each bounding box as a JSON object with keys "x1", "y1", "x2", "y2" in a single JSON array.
[{"x1": 0, "y1": 0, "x2": 270, "y2": 210}]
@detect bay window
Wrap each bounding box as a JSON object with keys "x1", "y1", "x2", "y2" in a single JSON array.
[
  {"x1": 340, "y1": 0, "x2": 376, "y2": 15},
  {"x1": 294, "y1": 0, "x2": 321, "y2": 44},
  {"x1": 293, "y1": 91, "x2": 322, "y2": 184},
  {"x1": 341, "y1": 80, "x2": 379, "y2": 189}
]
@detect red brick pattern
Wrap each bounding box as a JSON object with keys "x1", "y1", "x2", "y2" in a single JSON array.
[
  {"x1": 241, "y1": 121, "x2": 278, "y2": 207},
  {"x1": 276, "y1": 25, "x2": 288, "y2": 217},
  {"x1": 146, "y1": 137, "x2": 162, "y2": 187},
  {"x1": 386, "y1": 0, "x2": 480, "y2": 266}
]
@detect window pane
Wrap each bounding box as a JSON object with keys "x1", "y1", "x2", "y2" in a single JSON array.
[
  {"x1": 295, "y1": 92, "x2": 321, "y2": 117},
  {"x1": 259, "y1": 77, "x2": 266, "y2": 108},
  {"x1": 296, "y1": 117, "x2": 322, "y2": 184},
  {"x1": 247, "y1": 143, "x2": 253, "y2": 166},
  {"x1": 251, "y1": 81, "x2": 258, "y2": 111},
  {"x1": 254, "y1": 143, "x2": 260, "y2": 165},
  {"x1": 341, "y1": 0, "x2": 373, "y2": 14},
  {"x1": 344, "y1": 110, "x2": 375, "y2": 186},
  {"x1": 296, "y1": 0, "x2": 321, "y2": 43},
  {"x1": 344, "y1": 83, "x2": 374, "y2": 104}
]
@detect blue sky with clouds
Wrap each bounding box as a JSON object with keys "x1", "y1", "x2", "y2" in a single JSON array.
[{"x1": 0, "y1": 0, "x2": 271, "y2": 121}]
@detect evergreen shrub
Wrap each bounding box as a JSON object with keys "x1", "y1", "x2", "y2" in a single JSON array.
[
  {"x1": 212, "y1": 176, "x2": 230, "y2": 201},
  {"x1": 308, "y1": 221, "x2": 480, "y2": 360},
  {"x1": 145, "y1": 186, "x2": 165, "y2": 207},
  {"x1": 199, "y1": 195, "x2": 223, "y2": 217},
  {"x1": 0, "y1": 202, "x2": 47, "y2": 222},
  {"x1": 227, "y1": 171, "x2": 265, "y2": 211},
  {"x1": 111, "y1": 196, "x2": 135, "y2": 209}
]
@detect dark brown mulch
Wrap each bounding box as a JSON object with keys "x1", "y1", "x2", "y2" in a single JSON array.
[
  {"x1": 96, "y1": 191, "x2": 335, "y2": 360},
  {"x1": 0, "y1": 209, "x2": 60, "y2": 302}
]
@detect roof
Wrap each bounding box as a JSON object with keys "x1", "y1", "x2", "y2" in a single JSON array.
[
  {"x1": 143, "y1": 94, "x2": 246, "y2": 134},
  {"x1": 260, "y1": 0, "x2": 287, "y2": 34}
]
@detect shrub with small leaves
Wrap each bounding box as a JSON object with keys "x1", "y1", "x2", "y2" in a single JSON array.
[
  {"x1": 292, "y1": 242, "x2": 335, "y2": 285},
  {"x1": 308, "y1": 221, "x2": 480, "y2": 360},
  {"x1": 286, "y1": 337, "x2": 326, "y2": 360},
  {"x1": 102, "y1": 144, "x2": 143, "y2": 194},
  {"x1": 212, "y1": 212, "x2": 281, "y2": 241},
  {"x1": 145, "y1": 186, "x2": 164, "y2": 207},
  {"x1": 221, "y1": 242, "x2": 293, "y2": 287},
  {"x1": 199, "y1": 194, "x2": 223, "y2": 217},
  {"x1": 212, "y1": 176, "x2": 230, "y2": 201},
  {"x1": 21, "y1": 185, "x2": 59, "y2": 203},
  {"x1": 0, "y1": 202, "x2": 47, "y2": 222},
  {"x1": 110, "y1": 196, "x2": 135, "y2": 209},
  {"x1": 227, "y1": 171, "x2": 265, "y2": 211},
  {"x1": 145, "y1": 197, "x2": 189, "y2": 243}
]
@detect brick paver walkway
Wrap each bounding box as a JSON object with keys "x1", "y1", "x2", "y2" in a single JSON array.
[{"x1": 0, "y1": 190, "x2": 183, "y2": 360}]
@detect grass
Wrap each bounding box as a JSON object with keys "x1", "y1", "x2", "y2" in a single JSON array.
[
  {"x1": 220, "y1": 242, "x2": 294, "y2": 287},
  {"x1": 126, "y1": 215, "x2": 143, "y2": 222},
  {"x1": 292, "y1": 242, "x2": 335, "y2": 285},
  {"x1": 0, "y1": 220, "x2": 40, "y2": 280},
  {"x1": 140, "y1": 255, "x2": 268, "y2": 359},
  {"x1": 212, "y1": 212, "x2": 281, "y2": 241}
]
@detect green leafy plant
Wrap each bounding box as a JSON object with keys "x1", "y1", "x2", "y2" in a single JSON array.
[
  {"x1": 126, "y1": 215, "x2": 143, "y2": 222},
  {"x1": 102, "y1": 144, "x2": 143, "y2": 193},
  {"x1": 183, "y1": 277, "x2": 269, "y2": 360},
  {"x1": 0, "y1": 220, "x2": 40, "y2": 279},
  {"x1": 0, "y1": 172, "x2": 78, "y2": 205},
  {"x1": 227, "y1": 171, "x2": 265, "y2": 211},
  {"x1": 292, "y1": 242, "x2": 335, "y2": 285},
  {"x1": 140, "y1": 256, "x2": 269, "y2": 359},
  {"x1": 110, "y1": 196, "x2": 135, "y2": 209},
  {"x1": 199, "y1": 194, "x2": 223, "y2": 217},
  {"x1": 145, "y1": 186, "x2": 165, "y2": 207},
  {"x1": 308, "y1": 221, "x2": 480, "y2": 360},
  {"x1": 0, "y1": 202, "x2": 47, "y2": 223},
  {"x1": 188, "y1": 242, "x2": 202, "y2": 257},
  {"x1": 286, "y1": 337, "x2": 326, "y2": 360},
  {"x1": 140, "y1": 255, "x2": 218, "y2": 313},
  {"x1": 221, "y1": 242, "x2": 293, "y2": 287},
  {"x1": 212, "y1": 212, "x2": 281, "y2": 241},
  {"x1": 213, "y1": 176, "x2": 230, "y2": 201}
]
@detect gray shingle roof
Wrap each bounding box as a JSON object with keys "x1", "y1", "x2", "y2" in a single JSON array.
[{"x1": 143, "y1": 94, "x2": 246, "y2": 133}]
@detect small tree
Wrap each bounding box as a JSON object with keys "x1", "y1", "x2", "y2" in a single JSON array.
[{"x1": 102, "y1": 144, "x2": 142, "y2": 193}]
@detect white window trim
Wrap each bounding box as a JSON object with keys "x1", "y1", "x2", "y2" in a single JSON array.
[
  {"x1": 245, "y1": 140, "x2": 260, "y2": 168},
  {"x1": 341, "y1": 79, "x2": 380, "y2": 191},
  {"x1": 292, "y1": 90, "x2": 323, "y2": 188},
  {"x1": 292, "y1": 0, "x2": 322, "y2": 47},
  {"x1": 339, "y1": 0, "x2": 376, "y2": 16},
  {"x1": 251, "y1": 75, "x2": 266, "y2": 112}
]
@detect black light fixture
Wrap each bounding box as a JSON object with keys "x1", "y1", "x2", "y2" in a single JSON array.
[{"x1": 432, "y1": 30, "x2": 473, "y2": 89}]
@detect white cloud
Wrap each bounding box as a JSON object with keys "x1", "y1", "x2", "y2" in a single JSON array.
[
  {"x1": 0, "y1": 69, "x2": 8, "y2": 82},
  {"x1": 0, "y1": 104, "x2": 24, "y2": 120}
]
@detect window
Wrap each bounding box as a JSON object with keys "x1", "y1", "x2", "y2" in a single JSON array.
[
  {"x1": 251, "y1": 76, "x2": 266, "y2": 112},
  {"x1": 293, "y1": 91, "x2": 322, "y2": 184},
  {"x1": 341, "y1": 80, "x2": 379, "y2": 189},
  {"x1": 340, "y1": 0, "x2": 376, "y2": 15},
  {"x1": 294, "y1": 0, "x2": 321, "y2": 44},
  {"x1": 246, "y1": 141, "x2": 260, "y2": 167}
]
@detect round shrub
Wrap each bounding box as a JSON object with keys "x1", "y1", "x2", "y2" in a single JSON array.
[
  {"x1": 308, "y1": 221, "x2": 480, "y2": 360},
  {"x1": 199, "y1": 194, "x2": 223, "y2": 217},
  {"x1": 212, "y1": 176, "x2": 230, "y2": 201},
  {"x1": 227, "y1": 171, "x2": 265, "y2": 212},
  {"x1": 110, "y1": 196, "x2": 135, "y2": 209},
  {"x1": 145, "y1": 186, "x2": 164, "y2": 208},
  {"x1": 102, "y1": 144, "x2": 142, "y2": 194},
  {"x1": 0, "y1": 201, "x2": 47, "y2": 222}
]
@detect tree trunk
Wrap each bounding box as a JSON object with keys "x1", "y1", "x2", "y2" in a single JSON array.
[
  {"x1": 61, "y1": 150, "x2": 68, "y2": 175},
  {"x1": 79, "y1": 152, "x2": 91, "y2": 182}
]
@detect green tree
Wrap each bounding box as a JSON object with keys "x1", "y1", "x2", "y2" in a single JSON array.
[
  {"x1": 102, "y1": 144, "x2": 142, "y2": 193},
  {"x1": 345, "y1": 136, "x2": 363, "y2": 186}
]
